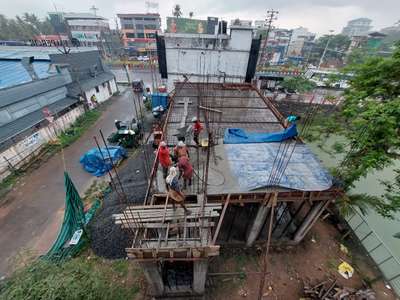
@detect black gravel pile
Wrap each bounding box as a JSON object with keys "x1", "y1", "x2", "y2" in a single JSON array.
[{"x1": 89, "y1": 143, "x2": 155, "y2": 258}]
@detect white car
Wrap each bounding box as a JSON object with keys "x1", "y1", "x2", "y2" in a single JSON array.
[{"x1": 137, "y1": 56, "x2": 149, "y2": 61}]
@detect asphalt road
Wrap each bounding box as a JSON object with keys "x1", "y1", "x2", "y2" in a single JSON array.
[{"x1": 0, "y1": 87, "x2": 144, "y2": 277}]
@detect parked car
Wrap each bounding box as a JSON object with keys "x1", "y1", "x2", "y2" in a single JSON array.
[
  {"x1": 138, "y1": 55, "x2": 149, "y2": 61},
  {"x1": 132, "y1": 80, "x2": 144, "y2": 93}
]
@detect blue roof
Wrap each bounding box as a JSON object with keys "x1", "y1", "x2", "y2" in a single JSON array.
[{"x1": 0, "y1": 60, "x2": 53, "y2": 89}]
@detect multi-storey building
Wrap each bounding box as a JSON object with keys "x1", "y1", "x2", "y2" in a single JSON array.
[
  {"x1": 117, "y1": 13, "x2": 161, "y2": 55},
  {"x1": 341, "y1": 18, "x2": 372, "y2": 37},
  {"x1": 63, "y1": 13, "x2": 110, "y2": 47}
]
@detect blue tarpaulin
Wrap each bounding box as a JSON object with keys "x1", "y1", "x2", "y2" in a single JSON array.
[
  {"x1": 223, "y1": 124, "x2": 298, "y2": 144},
  {"x1": 79, "y1": 146, "x2": 127, "y2": 177},
  {"x1": 224, "y1": 143, "x2": 332, "y2": 191}
]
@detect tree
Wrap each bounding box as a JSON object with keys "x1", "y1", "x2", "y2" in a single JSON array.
[
  {"x1": 0, "y1": 13, "x2": 54, "y2": 41},
  {"x1": 172, "y1": 5, "x2": 182, "y2": 18},
  {"x1": 280, "y1": 76, "x2": 316, "y2": 93},
  {"x1": 189, "y1": 12, "x2": 194, "y2": 18},
  {"x1": 319, "y1": 43, "x2": 400, "y2": 218},
  {"x1": 307, "y1": 34, "x2": 351, "y2": 66}
]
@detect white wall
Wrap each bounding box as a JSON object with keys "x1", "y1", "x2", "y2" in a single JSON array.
[
  {"x1": 164, "y1": 29, "x2": 254, "y2": 91},
  {"x1": 84, "y1": 78, "x2": 118, "y2": 109},
  {"x1": 0, "y1": 105, "x2": 85, "y2": 181}
]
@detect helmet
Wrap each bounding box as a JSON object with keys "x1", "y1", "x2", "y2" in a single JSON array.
[
  {"x1": 191, "y1": 116, "x2": 198, "y2": 122},
  {"x1": 177, "y1": 141, "x2": 185, "y2": 147},
  {"x1": 160, "y1": 141, "x2": 167, "y2": 147}
]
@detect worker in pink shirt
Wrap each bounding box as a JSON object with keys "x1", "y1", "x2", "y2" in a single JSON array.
[{"x1": 178, "y1": 155, "x2": 193, "y2": 189}]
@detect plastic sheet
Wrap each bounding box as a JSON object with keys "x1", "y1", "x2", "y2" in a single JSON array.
[
  {"x1": 79, "y1": 146, "x2": 127, "y2": 177},
  {"x1": 224, "y1": 142, "x2": 332, "y2": 191},
  {"x1": 223, "y1": 124, "x2": 298, "y2": 144}
]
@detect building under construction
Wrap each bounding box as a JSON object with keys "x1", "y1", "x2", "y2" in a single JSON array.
[{"x1": 114, "y1": 23, "x2": 339, "y2": 298}]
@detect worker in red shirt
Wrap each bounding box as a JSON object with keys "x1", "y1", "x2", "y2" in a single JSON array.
[
  {"x1": 178, "y1": 155, "x2": 193, "y2": 189},
  {"x1": 189, "y1": 117, "x2": 203, "y2": 146},
  {"x1": 158, "y1": 141, "x2": 172, "y2": 178}
]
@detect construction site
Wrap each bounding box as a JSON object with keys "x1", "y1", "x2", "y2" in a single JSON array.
[
  {"x1": 2, "y1": 14, "x2": 398, "y2": 300},
  {"x1": 108, "y1": 25, "x2": 345, "y2": 298}
]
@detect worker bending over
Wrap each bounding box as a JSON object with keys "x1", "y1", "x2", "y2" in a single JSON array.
[
  {"x1": 178, "y1": 155, "x2": 193, "y2": 189},
  {"x1": 173, "y1": 141, "x2": 189, "y2": 162},
  {"x1": 166, "y1": 167, "x2": 191, "y2": 214},
  {"x1": 284, "y1": 115, "x2": 301, "y2": 128}
]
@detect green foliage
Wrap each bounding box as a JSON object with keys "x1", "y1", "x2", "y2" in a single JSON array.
[
  {"x1": 306, "y1": 34, "x2": 351, "y2": 65},
  {"x1": 0, "y1": 258, "x2": 140, "y2": 300},
  {"x1": 317, "y1": 34, "x2": 351, "y2": 53},
  {"x1": 172, "y1": 5, "x2": 182, "y2": 18},
  {"x1": 58, "y1": 110, "x2": 100, "y2": 147},
  {"x1": 346, "y1": 48, "x2": 371, "y2": 66},
  {"x1": 0, "y1": 13, "x2": 54, "y2": 41},
  {"x1": 280, "y1": 76, "x2": 316, "y2": 93},
  {"x1": 312, "y1": 44, "x2": 400, "y2": 218}
]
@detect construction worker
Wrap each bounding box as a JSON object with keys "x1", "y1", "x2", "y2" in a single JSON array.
[
  {"x1": 173, "y1": 141, "x2": 189, "y2": 162},
  {"x1": 178, "y1": 155, "x2": 193, "y2": 189},
  {"x1": 158, "y1": 141, "x2": 172, "y2": 178},
  {"x1": 188, "y1": 116, "x2": 203, "y2": 146},
  {"x1": 166, "y1": 167, "x2": 191, "y2": 214},
  {"x1": 284, "y1": 115, "x2": 301, "y2": 127}
]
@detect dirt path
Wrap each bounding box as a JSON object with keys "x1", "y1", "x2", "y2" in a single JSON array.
[{"x1": 0, "y1": 88, "x2": 139, "y2": 277}]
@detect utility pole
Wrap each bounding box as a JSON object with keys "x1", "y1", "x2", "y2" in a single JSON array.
[
  {"x1": 284, "y1": 29, "x2": 293, "y2": 59},
  {"x1": 257, "y1": 9, "x2": 279, "y2": 68},
  {"x1": 318, "y1": 29, "x2": 334, "y2": 69}
]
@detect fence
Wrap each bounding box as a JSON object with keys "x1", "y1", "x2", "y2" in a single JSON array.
[{"x1": 345, "y1": 207, "x2": 400, "y2": 295}]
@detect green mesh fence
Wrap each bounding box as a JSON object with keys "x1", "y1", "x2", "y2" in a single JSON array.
[{"x1": 43, "y1": 172, "x2": 100, "y2": 261}]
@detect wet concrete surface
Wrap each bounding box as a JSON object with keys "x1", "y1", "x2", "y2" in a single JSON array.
[{"x1": 0, "y1": 85, "x2": 148, "y2": 277}]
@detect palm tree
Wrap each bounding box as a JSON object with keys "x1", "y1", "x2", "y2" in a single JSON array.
[{"x1": 172, "y1": 4, "x2": 182, "y2": 18}]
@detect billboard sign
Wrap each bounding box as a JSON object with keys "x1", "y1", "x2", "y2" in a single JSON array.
[
  {"x1": 71, "y1": 31, "x2": 100, "y2": 42},
  {"x1": 167, "y1": 17, "x2": 207, "y2": 34}
]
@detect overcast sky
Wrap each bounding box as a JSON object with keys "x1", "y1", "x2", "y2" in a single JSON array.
[{"x1": 2, "y1": 0, "x2": 399, "y2": 35}]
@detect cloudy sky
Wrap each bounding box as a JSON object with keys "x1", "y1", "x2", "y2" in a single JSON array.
[{"x1": 2, "y1": 0, "x2": 399, "y2": 35}]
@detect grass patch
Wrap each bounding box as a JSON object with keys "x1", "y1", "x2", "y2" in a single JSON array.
[
  {"x1": 82, "y1": 180, "x2": 109, "y2": 205},
  {"x1": 58, "y1": 109, "x2": 101, "y2": 148},
  {"x1": 0, "y1": 254, "x2": 142, "y2": 300},
  {"x1": 0, "y1": 171, "x2": 22, "y2": 197}
]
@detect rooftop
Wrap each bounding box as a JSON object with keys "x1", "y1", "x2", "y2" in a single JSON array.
[
  {"x1": 0, "y1": 59, "x2": 54, "y2": 89},
  {"x1": 152, "y1": 82, "x2": 332, "y2": 197},
  {"x1": 63, "y1": 13, "x2": 107, "y2": 20}
]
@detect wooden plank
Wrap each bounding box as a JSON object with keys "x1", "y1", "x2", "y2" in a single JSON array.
[
  {"x1": 165, "y1": 223, "x2": 170, "y2": 246},
  {"x1": 125, "y1": 203, "x2": 222, "y2": 210},
  {"x1": 161, "y1": 194, "x2": 170, "y2": 223},
  {"x1": 115, "y1": 211, "x2": 220, "y2": 223},
  {"x1": 183, "y1": 215, "x2": 187, "y2": 242},
  {"x1": 212, "y1": 194, "x2": 230, "y2": 245},
  {"x1": 119, "y1": 221, "x2": 215, "y2": 229}
]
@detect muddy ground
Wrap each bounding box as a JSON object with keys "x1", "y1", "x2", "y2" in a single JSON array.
[{"x1": 206, "y1": 216, "x2": 397, "y2": 300}]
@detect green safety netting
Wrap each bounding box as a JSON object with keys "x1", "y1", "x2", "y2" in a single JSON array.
[{"x1": 43, "y1": 172, "x2": 100, "y2": 261}]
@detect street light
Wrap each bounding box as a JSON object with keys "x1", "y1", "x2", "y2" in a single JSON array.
[{"x1": 318, "y1": 29, "x2": 334, "y2": 69}]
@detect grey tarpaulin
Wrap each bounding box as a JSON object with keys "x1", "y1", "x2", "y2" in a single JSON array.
[{"x1": 224, "y1": 143, "x2": 332, "y2": 191}]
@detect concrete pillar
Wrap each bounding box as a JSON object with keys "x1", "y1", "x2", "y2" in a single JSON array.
[
  {"x1": 138, "y1": 261, "x2": 164, "y2": 296},
  {"x1": 246, "y1": 205, "x2": 270, "y2": 247},
  {"x1": 193, "y1": 260, "x2": 208, "y2": 294},
  {"x1": 292, "y1": 200, "x2": 327, "y2": 244}
]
